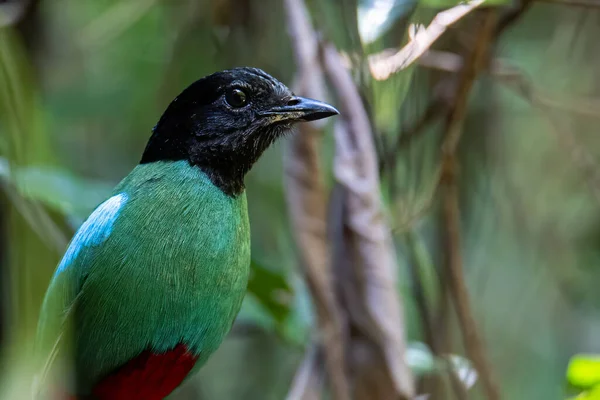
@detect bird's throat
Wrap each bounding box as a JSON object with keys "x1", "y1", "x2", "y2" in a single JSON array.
[{"x1": 196, "y1": 162, "x2": 248, "y2": 197}]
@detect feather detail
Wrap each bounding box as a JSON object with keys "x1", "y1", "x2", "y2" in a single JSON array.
[
  {"x1": 92, "y1": 344, "x2": 198, "y2": 400},
  {"x1": 35, "y1": 162, "x2": 250, "y2": 396},
  {"x1": 55, "y1": 193, "x2": 128, "y2": 276}
]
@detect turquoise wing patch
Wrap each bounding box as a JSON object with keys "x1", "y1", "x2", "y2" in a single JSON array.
[{"x1": 55, "y1": 193, "x2": 128, "y2": 276}]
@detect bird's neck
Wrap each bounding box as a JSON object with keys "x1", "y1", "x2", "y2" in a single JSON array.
[
  {"x1": 140, "y1": 133, "x2": 253, "y2": 198},
  {"x1": 195, "y1": 162, "x2": 248, "y2": 197},
  {"x1": 187, "y1": 139, "x2": 264, "y2": 197}
]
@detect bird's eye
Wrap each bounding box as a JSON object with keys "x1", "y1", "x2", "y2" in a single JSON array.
[{"x1": 225, "y1": 88, "x2": 248, "y2": 108}]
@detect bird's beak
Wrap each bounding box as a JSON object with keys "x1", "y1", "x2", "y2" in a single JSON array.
[{"x1": 260, "y1": 96, "x2": 339, "y2": 123}]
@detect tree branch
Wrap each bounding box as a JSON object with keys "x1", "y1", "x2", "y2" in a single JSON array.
[
  {"x1": 419, "y1": 50, "x2": 600, "y2": 119},
  {"x1": 283, "y1": 1, "x2": 350, "y2": 399},
  {"x1": 286, "y1": 345, "x2": 324, "y2": 400},
  {"x1": 535, "y1": 0, "x2": 600, "y2": 7},
  {"x1": 440, "y1": 10, "x2": 501, "y2": 400},
  {"x1": 494, "y1": 0, "x2": 535, "y2": 36},
  {"x1": 367, "y1": 0, "x2": 485, "y2": 81},
  {"x1": 322, "y1": 43, "x2": 415, "y2": 400}
]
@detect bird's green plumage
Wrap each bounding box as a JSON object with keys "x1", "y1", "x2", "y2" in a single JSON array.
[
  {"x1": 34, "y1": 67, "x2": 338, "y2": 398},
  {"x1": 37, "y1": 160, "x2": 250, "y2": 393}
]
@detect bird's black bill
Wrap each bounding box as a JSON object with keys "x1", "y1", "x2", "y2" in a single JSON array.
[{"x1": 260, "y1": 96, "x2": 339, "y2": 123}]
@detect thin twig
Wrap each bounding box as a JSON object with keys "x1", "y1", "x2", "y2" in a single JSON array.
[
  {"x1": 440, "y1": 10, "x2": 501, "y2": 400},
  {"x1": 405, "y1": 231, "x2": 469, "y2": 400},
  {"x1": 377, "y1": 0, "x2": 533, "y2": 181},
  {"x1": 497, "y1": 70, "x2": 600, "y2": 207},
  {"x1": 286, "y1": 345, "x2": 324, "y2": 400},
  {"x1": 494, "y1": 0, "x2": 535, "y2": 36},
  {"x1": 392, "y1": 166, "x2": 443, "y2": 234},
  {"x1": 535, "y1": 0, "x2": 600, "y2": 7},
  {"x1": 406, "y1": 231, "x2": 436, "y2": 395},
  {"x1": 366, "y1": 0, "x2": 531, "y2": 83},
  {"x1": 368, "y1": 0, "x2": 485, "y2": 80},
  {"x1": 419, "y1": 50, "x2": 600, "y2": 119},
  {"x1": 494, "y1": 62, "x2": 600, "y2": 118},
  {"x1": 380, "y1": 96, "x2": 448, "y2": 175}
]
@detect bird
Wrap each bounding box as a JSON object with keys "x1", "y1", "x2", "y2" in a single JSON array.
[{"x1": 34, "y1": 67, "x2": 338, "y2": 400}]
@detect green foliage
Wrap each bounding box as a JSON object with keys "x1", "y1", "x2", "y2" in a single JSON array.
[
  {"x1": 406, "y1": 342, "x2": 478, "y2": 389},
  {"x1": 0, "y1": 159, "x2": 112, "y2": 220},
  {"x1": 247, "y1": 260, "x2": 293, "y2": 327},
  {"x1": 568, "y1": 386, "x2": 600, "y2": 400},
  {"x1": 567, "y1": 354, "x2": 600, "y2": 399}
]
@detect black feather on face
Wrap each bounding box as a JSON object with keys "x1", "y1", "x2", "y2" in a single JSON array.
[{"x1": 140, "y1": 67, "x2": 338, "y2": 196}]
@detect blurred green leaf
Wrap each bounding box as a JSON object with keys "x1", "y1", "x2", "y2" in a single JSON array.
[
  {"x1": 241, "y1": 261, "x2": 311, "y2": 347},
  {"x1": 405, "y1": 231, "x2": 439, "y2": 309},
  {"x1": 0, "y1": 29, "x2": 55, "y2": 166},
  {"x1": 237, "y1": 294, "x2": 277, "y2": 332},
  {"x1": 567, "y1": 385, "x2": 600, "y2": 400},
  {"x1": 406, "y1": 341, "x2": 438, "y2": 374},
  {"x1": 247, "y1": 260, "x2": 294, "y2": 326},
  {"x1": 568, "y1": 354, "x2": 600, "y2": 390},
  {"x1": 406, "y1": 342, "x2": 478, "y2": 389},
  {"x1": 0, "y1": 157, "x2": 112, "y2": 221},
  {"x1": 277, "y1": 276, "x2": 313, "y2": 346}
]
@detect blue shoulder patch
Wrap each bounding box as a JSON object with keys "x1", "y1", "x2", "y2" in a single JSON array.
[{"x1": 55, "y1": 193, "x2": 128, "y2": 275}]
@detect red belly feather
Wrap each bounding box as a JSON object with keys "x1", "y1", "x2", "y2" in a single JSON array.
[{"x1": 91, "y1": 344, "x2": 198, "y2": 400}]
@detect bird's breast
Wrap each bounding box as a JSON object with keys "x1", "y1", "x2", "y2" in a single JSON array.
[{"x1": 74, "y1": 163, "x2": 252, "y2": 386}]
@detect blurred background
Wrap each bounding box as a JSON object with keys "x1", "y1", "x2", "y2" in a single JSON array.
[{"x1": 1, "y1": 0, "x2": 600, "y2": 399}]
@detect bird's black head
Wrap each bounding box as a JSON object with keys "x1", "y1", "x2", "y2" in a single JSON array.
[{"x1": 141, "y1": 67, "x2": 339, "y2": 196}]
